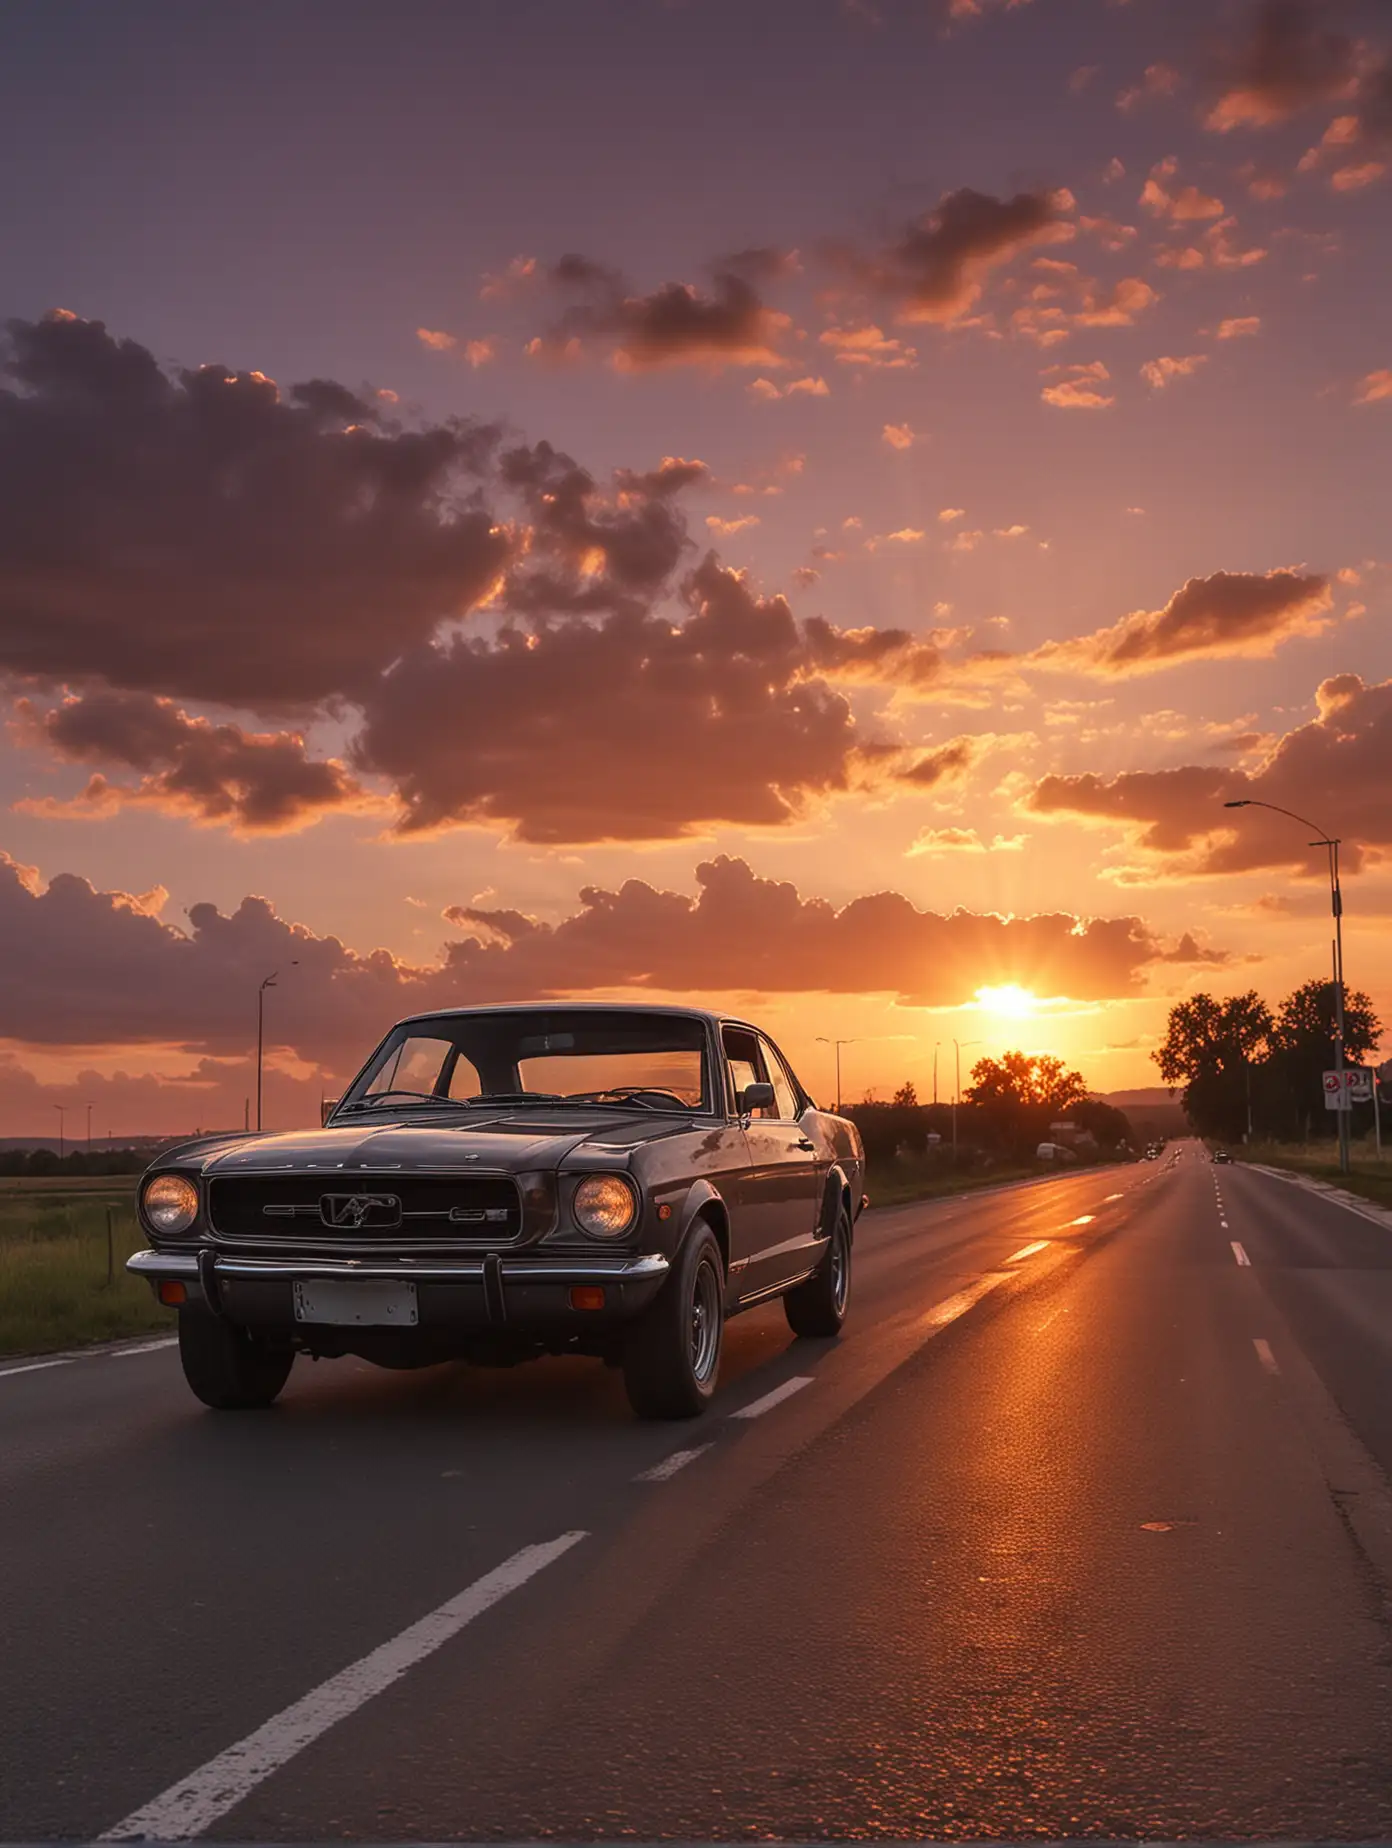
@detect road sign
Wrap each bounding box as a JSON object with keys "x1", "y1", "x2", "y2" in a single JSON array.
[{"x1": 1324, "y1": 1068, "x2": 1372, "y2": 1109}]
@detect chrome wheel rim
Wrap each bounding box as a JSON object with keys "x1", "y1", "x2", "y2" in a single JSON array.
[
  {"x1": 689, "y1": 1258, "x2": 721, "y2": 1382},
  {"x1": 831, "y1": 1226, "x2": 849, "y2": 1315}
]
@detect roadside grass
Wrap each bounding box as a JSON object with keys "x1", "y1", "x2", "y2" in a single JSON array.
[
  {"x1": 866, "y1": 1155, "x2": 1102, "y2": 1208},
  {"x1": 0, "y1": 1181, "x2": 170, "y2": 1357},
  {"x1": 1242, "y1": 1140, "x2": 1392, "y2": 1212}
]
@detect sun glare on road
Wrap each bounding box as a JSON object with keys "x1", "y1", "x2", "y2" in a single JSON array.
[{"x1": 974, "y1": 983, "x2": 1039, "y2": 1019}]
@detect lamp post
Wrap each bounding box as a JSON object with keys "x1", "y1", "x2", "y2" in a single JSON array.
[
  {"x1": 933, "y1": 1041, "x2": 941, "y2": 1106},
  {"x1": 1224, "y1": 799, "x2": 1349, "y2": 1174},
  {"x1": 53, "y1": 1103, "x2": 65, "y2": 1162},
  {"x1": 815, "y1": 1037, "x2": 858, "y2": 1113},
  {"x1": 85, "y1": 1102, "x2": 93, "y2": 1152},
  {"x1": 256, "y1": 962, "x2": 298, "y2": 1132},
  {"x1": 952, "y1": 1038, "x2": 981, "y2": 1160}
]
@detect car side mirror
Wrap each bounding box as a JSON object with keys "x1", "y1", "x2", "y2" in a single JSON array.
[
  {"x1": 738, "y1": 1082, "x2": 776, "y2": 1115},
  {"x1": 320, "y1": 1098, "x2": 340, "y2": 1126}
]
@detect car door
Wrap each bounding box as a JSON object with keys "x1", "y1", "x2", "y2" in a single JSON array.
[{"x1": 722, "y1": 1025, "x2": 822, "y2": 1302}]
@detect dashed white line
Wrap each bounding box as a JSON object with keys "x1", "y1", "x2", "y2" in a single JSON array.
[
  {"x1": 730, "y1": 1375, "x2": 813, "y2": 1420},
  {"x1": 633, "y1": 1444, "x2": 713, "y2": 1482},
  {"x1": 1105, "y1": 1192, "x2": 1124, "y2": 1202},
  {"x1": 1253, "y1": 1338, "x2": 1279, "y2": 1375},
  {"x1": 1067, "y1": 1214, "x2": 1096, "y2": 1227},
  {"x1": 921, "y1": 1273, "x2": 1010, "y2": 1331},
  {"x1": 0, "y1": 1356, "x2": 72, "y2": 1382},
  {"x1": 1006, "y1": 1239, "x2": 1050, "y2": 1263},
  {"x1": 1231, "y1": 1240, "x2": 1251, "y2": 1267},
  {"x1": 1220, "y1": 1220, "x2": 1229, "y2": 1229},
  {"x1": 98, "y1": 1531, "x2": 587, "y2": 1842}
]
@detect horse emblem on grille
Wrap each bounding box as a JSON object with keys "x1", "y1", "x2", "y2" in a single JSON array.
[{"x1": 319, "y1": 1192, "x2": 401, "y2": 1230}]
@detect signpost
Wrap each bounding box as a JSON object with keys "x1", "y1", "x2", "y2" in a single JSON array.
[{"x1": 1324, "y1": 1069, "x2": 1371, "y2": 1109}]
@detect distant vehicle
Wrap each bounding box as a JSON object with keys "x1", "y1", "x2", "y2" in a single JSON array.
[
  {"x1": 1143, "y1": 1144, "x2": 1161, "y2": 1160},
  {"x1": 129, "y1": 1005, "x2": 866, "y2": 1421},
  {"x1": 1035, "y1": 1141, "x2": 1077, "y2": 1164},
  {"x1": 1212, "y1": 1149, "x2": 1232, "y2": 1164}
]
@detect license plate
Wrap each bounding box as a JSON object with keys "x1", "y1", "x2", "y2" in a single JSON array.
[{"x1": 292, "y1": 1279, "x2": 418, "y2": 1327}]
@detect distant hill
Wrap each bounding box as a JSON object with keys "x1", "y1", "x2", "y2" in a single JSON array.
[{"x1": 1098, "y1": 1088, "x2": 1190, "y2": 1137}]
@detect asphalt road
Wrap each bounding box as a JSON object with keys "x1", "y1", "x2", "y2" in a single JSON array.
[{"x1": 6, "y1": 1144, "x2": 1392, "y2": 1840}]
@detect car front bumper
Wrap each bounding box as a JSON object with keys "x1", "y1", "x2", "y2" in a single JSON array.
[{"x1": 128, "y1": 1247, "x2": 671, "y2": 1333}]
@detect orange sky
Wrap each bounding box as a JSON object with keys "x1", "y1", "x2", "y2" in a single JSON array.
[{"x1": 0, "y1": 0, "x2": 1388, "y2": 1135}]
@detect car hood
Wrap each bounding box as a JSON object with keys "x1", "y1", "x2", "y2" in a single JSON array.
[{"x1": 169, "y1": 1110, "x2": 698, "y2": 1177}]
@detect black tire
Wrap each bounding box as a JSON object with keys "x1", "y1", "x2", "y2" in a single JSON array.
[
  {"x1": 178, "y1": 1308, "x2": 294, "y2": 1410},
  {"x1": 622, "y1": 1223, "x2": 725, "y2": 1420},
  {"x1": 784, "y1": 1199, "x2": 851, "y2": 1339}
]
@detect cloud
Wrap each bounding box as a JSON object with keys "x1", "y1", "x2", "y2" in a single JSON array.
[
  {"x1": 531, "y1": 262, "x2": 793, "y2": 371},
  {"x1": 1217, "y1": 316, "x2": 1262, "y2": 338},
  {"x1": 1140, "y1": 353, "x2": 1208, "y2": 390},
  {"x1": 1139, "y1": 158, "x2": 1225, "y2": 222},
  {"x1": 15, "y1": 691, "x2": 372, "y2": 833},
  {"x1": 882, "y1": 423, "x2": 915, "y2": 450},
  {"x1": 939, "y1": 507, "x2": 965, "y2": 522},
  {"x1": 0, "y1": 850, "x2": 1217, "y2": 1099},
  {"x1": 1024, "y1": 569, "x2": 1332, "y2": 677},
  {"x1": 349, "y1": 556, "x2": 951, "y2": 842},
  {"x1": 1026, "y1": 673, "x2": 1392, "y2": 879},
  {"x1": 1040, "y1": 360, "x2": 1114, "y2": 409},
  {"x1": 1205, "y1": 0, "x2": 1360, "y2": 130},
  {"x1": 705, "y1": 514, "x2": 761, "y2": 536},
  {"x1": 818, "y1": 324, "x2": 918, "y2": 369},
  {"x1": 0, "y1": 311, "x2": 511, "y2": 707},
  {"x1": 906, "y1": 827, "x2": 1027, "y2": 856},
  {"x1": 863, "y1": 187, "x2": 1073, "y2": 324},
  {"x1": 1354, "y1": 368, "x2": 1392, "y2": 404},
  {"x1": 1117, "y1": 62, "x2": 1182, "y2": 112},
  {"x1": 1073, "y1": 276, "x2": 1159, "y2": 327},
  {"x1": 416, "y1": 328, "x2": 456, "y2": 352},
  {"x1": 1153, "y1": 217, "x2": 1268, "y2": 271},
  {"x1": 748, "y1": 375, "x2": 830, "y2": 401}
]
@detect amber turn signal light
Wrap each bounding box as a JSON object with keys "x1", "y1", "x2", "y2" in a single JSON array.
[
  {"x1": 568, "y1": 1285, "x2": 606, "y2": 1311},
  {"x1": 158, "y1": 1280, "x2": 188, "y2": 1306}
]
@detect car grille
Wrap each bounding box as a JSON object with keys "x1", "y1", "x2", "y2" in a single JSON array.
[{"x1": 207, "y1": 1173, "x2": 522, "y2": 1246}]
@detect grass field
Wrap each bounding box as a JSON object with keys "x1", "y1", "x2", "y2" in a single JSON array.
[
  {"x1": 0, "y1": 1179, "x2": 170, "y2": 1357},
  {"x1": 1242, "y1": 1140, "x2": 1392, "y2": 1212}
]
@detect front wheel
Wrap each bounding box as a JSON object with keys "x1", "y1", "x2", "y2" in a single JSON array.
[
  {"x1": 622, "y1": 1223, "x2": 725, "y2": 1420},
  {"x1": 784, "y1": 1201, "x2": 851, "y2": 1339},
  {"x1": 178, "y1": 1308, "x2": 294, "y2": 1410}
]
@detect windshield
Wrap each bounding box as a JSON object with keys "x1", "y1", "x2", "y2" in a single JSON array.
[{"x1": 341, "y1": 1009, "x2": 710, "y2": 1112}]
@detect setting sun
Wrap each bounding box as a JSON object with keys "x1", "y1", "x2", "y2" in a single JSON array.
[{"x1": 974, "y1": 984, "x2": 1040, "y2": 1020}]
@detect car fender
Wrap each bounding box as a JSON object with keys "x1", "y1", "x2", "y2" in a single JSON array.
[
  {"x1": 820, "y1": 1163, "x2": 857, "y2": 1241},
  {"x1": 675, "y1": 1178, "x2": 731, "y2": 1275}
]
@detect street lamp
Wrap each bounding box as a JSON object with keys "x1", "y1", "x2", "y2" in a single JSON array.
[
  {"x1": 815, "y1": 1037, "x2": 859, "y2": 1113},
  {"x1": 1224, "y1": 798, "x2": 1349, "y2": 1174},
  {"x1": 256, "y1": 962, "x2": 298, "y2": 1132},
  {"x1": 85, "y1": 1102, "x2": 93, "y2": 1152},
  {"x1": 932, "y1": 1041, "x2": 941, "y2": 1106},
  {"x1": 953, "y1": 1038, "x2": 981, "y2": 1160},
  {"x1": 53, "y1": 1103, "x2": 65, "y2": 1162}
]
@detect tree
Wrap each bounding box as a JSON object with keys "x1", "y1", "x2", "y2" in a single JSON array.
[
  {"x1": 1153, "y1": 990, "x2": 1272, "y2": 1141},
  {"x1": 892, "y1": 1080, "x2": 919, "y2": 1108},
  {"x1": 1266, "y1": 979, "x2": 1382, "y2": 1140},
  {"x1": 965, "y1": 1051, "x2": 1090, "y2": 1154}
]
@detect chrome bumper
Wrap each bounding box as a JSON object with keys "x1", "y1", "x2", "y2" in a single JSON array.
[{"x1": 127, "y1": 1248, "x2": 670, "y2": 1286}]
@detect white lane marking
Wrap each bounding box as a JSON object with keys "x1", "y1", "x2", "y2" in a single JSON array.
[
  {"x1": 1006, "y1": 1239, "x2": 1050, "y2": 1263},
  {"x1": 98, "y1": 1531, "x2": 587, "y2": 1842},
  {"x1": 109, "y1": 1336, "x2": 178, "y2": 1359},
  {"x1": 1220, "y1": 1219, "x2": 1229, "y2": 1230},
  {"x1": 730, "y1": 1375, "x2": 813, "y2": 1420},
  {"x1": 921, "y1": 1272, "x2": 1010, "y2": 1331},
  {"x1": 1067, "y1": 1214, "x2": 1096, "y2": 1227},
  {"x1": 0, "y1": 1356, "x2": 73, "y2": 1381},
  {"x1": 1231, "y1": 1241, "x2": 1251, "y2": 1267},
  {"x1": 633, "y1": 1444, "x2": 713, "y2": 1483},
  {"x1": 1105, "y1": 1192, "x2": 1124, "y2": 1202},
  {"x1": 1253, "y1": 1338, "x2": 1279, "y2": 1375}
]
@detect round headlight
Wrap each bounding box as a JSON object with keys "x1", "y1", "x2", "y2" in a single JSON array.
[
  {"x1": 142, "y1": 1173, "x2": 200, "y2": 1236},
  {"x1": 572, "y1": 1174, "x2": 638, "y2": 1238}
]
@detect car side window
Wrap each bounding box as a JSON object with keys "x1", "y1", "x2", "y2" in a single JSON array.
[
  {"x1": 758, "y1": 1037, "x2": 800, "y2": 1120},
  {"x1": 366, "y1": 1035, "x2": 453, "y2": 1097},
  {"x1": 722, "y1": 1026, "x2": 773, "y2": 1117}
]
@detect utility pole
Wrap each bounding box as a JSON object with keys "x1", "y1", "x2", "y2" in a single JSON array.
[
  {"x1": 256, "y1": 961, "x2": 298, "y2": 1132},
  {"x1": 815, "y1": 1037, "x2": 858, "y2": 1114},
  {"x1": 952, "y1": 1039, "x2": 981, "y2": 1161},
  {"x1": 53, "y1": 1103, "x2": 65, "y2": 1161},
  {"x1": 1224, "y1": 800, "x2": 1350, "y2": 1175},
  {"x1": 86, "y1": 1102, "x2": 93, "y2": 1151},
  {"x1": 932, "y1": 1042, "x2": 940, "y2": 1106}
]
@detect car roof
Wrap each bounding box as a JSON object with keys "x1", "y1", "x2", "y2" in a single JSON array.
[{"x1": 391, "y1": 1001, "x2": 759, "y2": 1033}]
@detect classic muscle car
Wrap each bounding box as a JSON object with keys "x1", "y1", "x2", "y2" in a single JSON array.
[{"x1": 129, "y1": 1004, "x2": 866, "y2": 1419}]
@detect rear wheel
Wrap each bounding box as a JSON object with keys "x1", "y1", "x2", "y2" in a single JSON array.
[
  {"x1": 784, "y1": 1200, "x2": 851, "y2": 1338},
  {"x1": 178, "y1": 1308, "x2": 294, "y2": 1410},
  {"x1": 622, "y1": 1223, "x2": 724, "y2": 1420}
]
